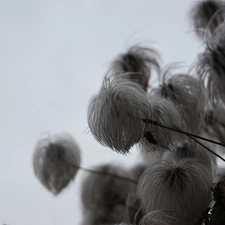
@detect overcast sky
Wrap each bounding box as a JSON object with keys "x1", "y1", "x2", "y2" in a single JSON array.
[{"x1": 0, "y1": 0, "x2": 201, "y2": 224}]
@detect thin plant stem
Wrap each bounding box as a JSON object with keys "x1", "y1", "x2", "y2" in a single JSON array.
[
  {"x1": 72, "y1": 164, "x2": 138, "y2": 184},
  {"x1": 206, "y1": 113, "x2": 225, "y2": 128},
  {"x1": 189, "y1": 136, "x2": 225, "y2": 163},
  {"x1": 142, "y1": 118, "x2": 225, "y2": 162},
  {"x1": 142, "y1": 119, "x2": 225, "y2": 148}
]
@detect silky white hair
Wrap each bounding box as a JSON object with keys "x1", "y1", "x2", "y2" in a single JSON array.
[
  {"x1": 81, "y1": 164, "x2": 136, "y2": 224},
  {"x1": 33, "y1": 133, "x2": 81, "y2": 195},
  {"x1": 154, "y1": 73, "x2": 207, "y2": 134},
  {"x1": 88, "y1": 78, "x2": 152, "y2": 154},
  {"x1": 110, "y1": 45, "x2": 161, "y2": 91},
  {"x1": 189, "y1": 0, "x2": 225, "y2": 40},
  {"x1": 138, "y1": 159, "x2": 212, "y2": 225},
  {"x1": 138, "y1": 96, "x2": 183, "y2": 152},
  {"x1": 139, "y1": 210, "x2": 178, "y2": 225}
]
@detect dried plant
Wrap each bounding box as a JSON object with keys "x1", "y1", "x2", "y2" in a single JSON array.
[{"x1": 33, "y1": 133, "x2": 81, "y2": 195}]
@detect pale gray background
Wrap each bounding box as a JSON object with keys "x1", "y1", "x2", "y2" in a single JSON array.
[{"x1": 0, "y1": 0, "x2": 201, "y2": 224}]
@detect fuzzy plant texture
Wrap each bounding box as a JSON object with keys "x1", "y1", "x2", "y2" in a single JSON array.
[{"x1": 32, "y1": 0, "x2": 225, "y2": 225}]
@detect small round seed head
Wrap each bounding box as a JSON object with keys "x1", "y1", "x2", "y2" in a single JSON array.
[
  {"x1": 88, "y1": 78, "x2": 152, "y2": 154},
  {"x1": 33, "y1": 133, "x2": 81, "y2": 195}
]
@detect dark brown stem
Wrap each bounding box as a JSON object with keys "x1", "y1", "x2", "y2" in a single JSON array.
[
  {"x1": 142, "y1": 119, "x2": 225, "y2": 148},
  {"x1": 142, "y1": 118, "x2": 225, "y2": 162},
  {"x1": 72, "y1": 164, "x2": 138, "y2": 184}
]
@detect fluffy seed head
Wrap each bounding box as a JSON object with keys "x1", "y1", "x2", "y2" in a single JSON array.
[
  {"x1": 33, "y1": 133, "x2": 81, "y2": 195},
  {"x1": 88, "y1": 78, "x2": 152, "y2": 154},
  {"x1": 138, "y1": 96, "x2": 183, "y2": 152},
  {"x1": 154, "y1": 73, "x2": 207, "y2": 134},
  {"x1": 138, "y1": 159, "x2": 212, "y2": 225},
  {"x1": 110, "y1": 45, "x2": 161, "y2": 91},
  {"x1": 190, "y1": 0, "x2": 225, "y2": 39}
]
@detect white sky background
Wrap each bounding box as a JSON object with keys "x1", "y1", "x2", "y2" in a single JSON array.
[{"x1": 0, "y1": 0, "x2": 202, "y2": 224}]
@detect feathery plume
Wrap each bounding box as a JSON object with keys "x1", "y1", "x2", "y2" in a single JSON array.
[
  {"x1": 110, "y1": 45, "x2": 161, "y2": 91},
  {"x1": 154, "y1": 72, "x2": 207, "y2": 134},
  {"x1": 33, "y1": 133, "x2": 81, "y2": 195},
  {"x1": 138, "y1": 96, "x2": 183, "y2": 152},
  {"x1": 138, "y1": 159, "x2": 212, "y2": 225},
  {"x1": 190, "y1": 0, "x2": 225, "y2": 40},
  {"x1": 139, "y1": 210, "x2": 178, "y2": 225},
  {"x1": 88, "y1": 78, "x2": 152, "y2": 154},
  {"x1": 81, "y1": 164, "x2": 136, "y2": 223}
]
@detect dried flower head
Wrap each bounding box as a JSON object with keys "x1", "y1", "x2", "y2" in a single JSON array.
[
  {"x1": 33, "y1": 133, "x2": 81, "y2": 195},
  {"x1": 81, "y1": 164, "x2": 136, "y2": 223},
  {"x1": 154, "y1": 72, "x2": 207, "y2": 134},
  {"x1": 139, "y1": 210, "x2": 178, "y2": 225},
  {"x1": 138, "y1": 96, "x2": 183, "y2": 152},
  {"x1": 88, "y1": 78, "x2": 151, "y2": 154},
  {"x1": 190, "y1": 0, "x2": 225, "y2": 40},
  {"x1": 138, "y1": 159, "x2": 212, "y2": 225},
  {"x1": 110, "y1": 45, "x2": 161, "y2": 91}
]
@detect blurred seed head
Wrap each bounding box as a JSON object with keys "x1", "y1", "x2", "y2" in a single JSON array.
[
  {"x1": 33, "y1": 133, "x2": 81, "y2": 195},
  {"x1": 110, "y1": 45, "x2": 161, "y2": 91},
  {"x1": 88, "y1": 78, "x2": 152, "y2": 154},
  {"x1": 138, "y1": 159, "x2": 212, "y2": 225},
  {"x1": 81, "y1": 164, "x2": 136, "y2": 223},
  {"x1": 139, "y1": 210, "x2": 178, "y2": 225},
  {"x1": 190, "y1": 0, "x2": 225, "y2": 40}
]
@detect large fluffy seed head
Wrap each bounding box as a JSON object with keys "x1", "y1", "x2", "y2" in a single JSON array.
[
  {"x1": 81, "y1": 164, "x2": 136, "y2": 223},
  {"x1": 196, "y1": 35, "x2": 225, "y2": 103},
  {"x1": 138, "y1": 96, "x2": 183, "y2": 152},
  {"x1": 155, "y1": 74, "x2": 207, "y2": 134},
  {"x1": 139, "y1": 210, "x2": 178, "y2": 225},
  {"x1": 138, "y1": 159, "x2": 212, "y2": 225},
  {"x1": 190, "y1": 0, "x2": 225, "y2": 39},
  {"x1": 33, "y1": 133, "x2": 81, "y2": 195},
  {"x1": 88, "y1": 78, "x2": 152, "y2": 154},
  {"x1": 111, "y1": 45, "x2": 161, "y2": 91}
]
